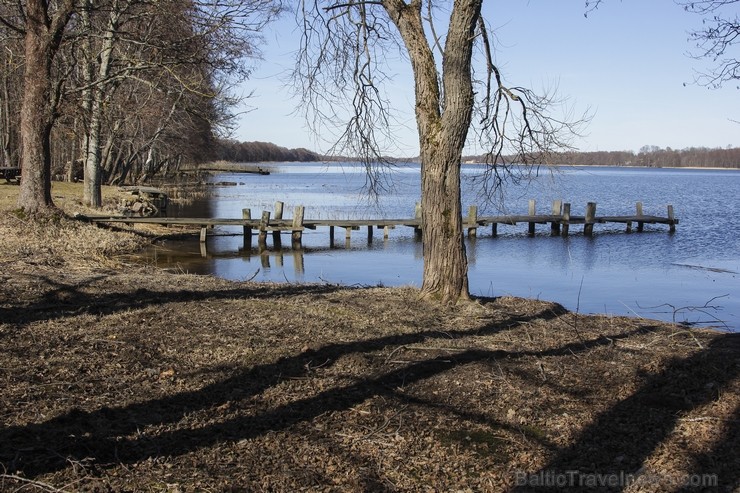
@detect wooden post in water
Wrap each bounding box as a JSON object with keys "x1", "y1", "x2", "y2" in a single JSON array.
[
  {"x1": 384, "y1": 225, "x2": 393, "y2": 239},
  {"x1": 292, "y1": 206, "x2": 304, "y2": 249},
  {"x1": 636, "y1": 202, "x2": 644, "y2": 232},
  {"x1": 258, "y1": 211, "x2": 270, "y2": 250},
  {"x1": 467, "y1": 205, "x2": 478, "y2": 237},
  {"x1": 491, "y1": 222, "x2": 498, "y2": 237},
  {"x1": 199, "y1": 225, "x2": 208, "y2": 243},
  {"x1": 414, "y1": 202, "x2": 422, "y2": 238},
  {"x1": 667, "y1": 204, "x2": 676, "y2": 233},
  {"x1": 528, "y1": 199, "x2": 536, "y2": 236},
  {"x1": 584, "y1": 202, "x2": 596, "y2": 236},
  {"x1": 272, "y1": 201, "x2": 284, "y2": 248},
  {"x1": 293, "y1": 250, "x2": 304, "y2": 274},
  {"x1": 561, "y1": 203, "x2": 571, "y2": 237},
  {"x1": 551, "y1": 200, "x2": 562, "y2": 235},
  {"x1": 367, "y1": 225, "x2": 373, "y2": 244},
  {"x1": 243, "y1": 208, "x2": 252, "y2": 249}
]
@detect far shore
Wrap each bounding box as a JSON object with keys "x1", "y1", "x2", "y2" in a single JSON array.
[{"x1": 189, "y1": 160, "x2": 740, "y2": 171}]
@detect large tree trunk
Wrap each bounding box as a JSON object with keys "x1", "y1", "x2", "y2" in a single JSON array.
[
  {"x1": 384, "y1": 0, "x2": 480, "y2": 303},
  {"x1": 18, "y1": 19, "x2": 55, "y2": 212},
  {"x1": 419, "y1": 144, "x2": 469, "y2": 302},
  {"x1": 17, "y1": 0, "x2": 75, "y2": 214}
]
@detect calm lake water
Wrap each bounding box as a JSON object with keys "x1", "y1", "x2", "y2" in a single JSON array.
[{"x1": 148, "y1": 163, "x2": 739, "y2": 331}]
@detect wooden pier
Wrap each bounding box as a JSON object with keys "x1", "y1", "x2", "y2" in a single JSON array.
[{"x1": 82, "y1": 199, "x2": 678, "y2": 249}]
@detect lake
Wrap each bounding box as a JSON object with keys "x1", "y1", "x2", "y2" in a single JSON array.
[{"x1": 147, "y1": 163, "x2": 739, "y2": 331}]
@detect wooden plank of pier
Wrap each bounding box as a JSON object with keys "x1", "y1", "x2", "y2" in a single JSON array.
[{"x1": 80, "y1": 200, "x2": 678, "y2": 246}]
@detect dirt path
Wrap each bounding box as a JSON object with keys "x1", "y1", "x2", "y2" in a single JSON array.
[{"x1": 0, "y1": 204, "x2": 738, "y2": 492}]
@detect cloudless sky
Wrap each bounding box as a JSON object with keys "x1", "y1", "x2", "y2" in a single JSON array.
[{"x1": 233, "y1": 0, "x2": 740, "y2": 156}]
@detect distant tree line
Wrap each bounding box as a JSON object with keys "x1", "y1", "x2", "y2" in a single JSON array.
[
  {"x1": 466, "y1": 145, "x2": 740, "y2": 169},
  {"x1": 213, "y1": 139, "x2": 323, "y2": 163},
  {"x1": 553, "y1": 146, "x2": 740, "y2": 168},
  {"x1": 214, "y1": 142, "x2": 740, "y2": 167}
]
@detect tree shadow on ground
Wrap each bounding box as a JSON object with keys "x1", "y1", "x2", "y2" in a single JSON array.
[
  {"x1": 0, "y1": 272, "x2": 344, "y2": 326},
  {"x1": 510, "y1": 332, "x2": 740, "y2": 493},
  {"x1": 0, "y1": 299, "x2": 644, "y2": 480},
  {"x1": 4, "y1": 273, "x2": 736, "y2": 490},
  {"x1": 675, "y1": 400, "x2": 740, "y2": 493}
]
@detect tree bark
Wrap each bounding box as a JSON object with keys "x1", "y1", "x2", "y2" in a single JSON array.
[
  {"x1": 83, "y1": 3, "x2": 120, "y2": 207},
  {"x1": 17, "y1": 0, "x2": 75, "y2": 214},
  {"x1": 384, "y1": 0, "x2": 481, "y2": 303},
  {"x1": 18, "y1": 16, "x2": 55, "y2": 212},
  {"x1": 0, "y1": 53, "x2": 13, "y2": 167}
]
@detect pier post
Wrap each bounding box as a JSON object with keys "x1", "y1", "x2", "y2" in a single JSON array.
[
  {"x1": 584, "y1": 202, "x2": 596, "y2": 236},
  {"x1": 292, "y1": 206, "x2": 304, "y2": 249},
  {"x1": 367, "y1": 225, "x2": 373, "y2": 244},
  {"x1": 259, "y1": 211, "x2": 270, "y2": 250},
  {"x1": 242, "y1": 208, "x2": 252, "y2": 249},
  {"x1": 667, "y1": 205, "x2": 676, "y2": 233},
  {"x1": 551, "y1": 200, "x2": 562, "y2": 235},
  {"x1": 272, "y1": 201, "x2": 284, "y2": 248},
  {"x1": 467, "y1": 205, "x2": 478, "y2": 238},
  {"x1": 329, "y1": 226, "x2": 335, "y2": 247},
  {"x1": 636, "y1": 202, "x2": 644, "y2": 232},
  {"x1": 528, "y1": 200, "x2": 536, "y2": 236},
  {"x1": 200, "y1": 225, "x2": 208, "y2": 243},
  {"x1": 561, "y1": 203, "x2": 571, "y2": 237},
  {"x1": 293, "y1": 250, "x2": 305, "y2": 275},
  {"x1": 491, "y1": 222, "x2": 498, "y2": 237},
  {"x1": 384, "y1": 225, "x2": 392, "y2": 239},
  {"x1": 414, "y1": 202, "x2": 422, "y2": 238}
]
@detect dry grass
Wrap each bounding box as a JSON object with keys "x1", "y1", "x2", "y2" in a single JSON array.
[
  {"x1": 0, "y1": 183, "x2": 149, "y2": 271},
  {"x1": 0, "y1": 181, "x2": 129, "y2": 215}
]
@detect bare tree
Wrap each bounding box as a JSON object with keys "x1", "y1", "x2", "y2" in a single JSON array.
[
  {"x1": 0, "y1": 0, "x2": 75, "y2": 214},
  {"x1": 678, "y1": 0, "x2": 740, "y2": 88},
  {"x1": 76, "y1": 0, "x2": 121, "y2": 207},
  {"x1": 295, "y1": 1, "x2": 586, "y2": 303},
  {"x1": 72, "y1": 0, "x2": 282, "y2": 206},
  {"x1": 0, "y1": 31, "x2": 22, "y2": 168},
  {"x1": 587, "y1": 0, "x2": 740, "y2": 89},
  {"x1": 0, "y1": 0, "x2": 282, "y2": 212}
]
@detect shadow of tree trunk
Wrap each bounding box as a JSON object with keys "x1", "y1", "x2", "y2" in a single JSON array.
[{"x1": 510, "y1": 333, "x2": 740, "y2": 492}]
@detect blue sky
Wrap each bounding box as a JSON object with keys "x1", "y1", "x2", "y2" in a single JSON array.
[{"x1": 233, "y1": 0, "x2": 740, "y2": 156}]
